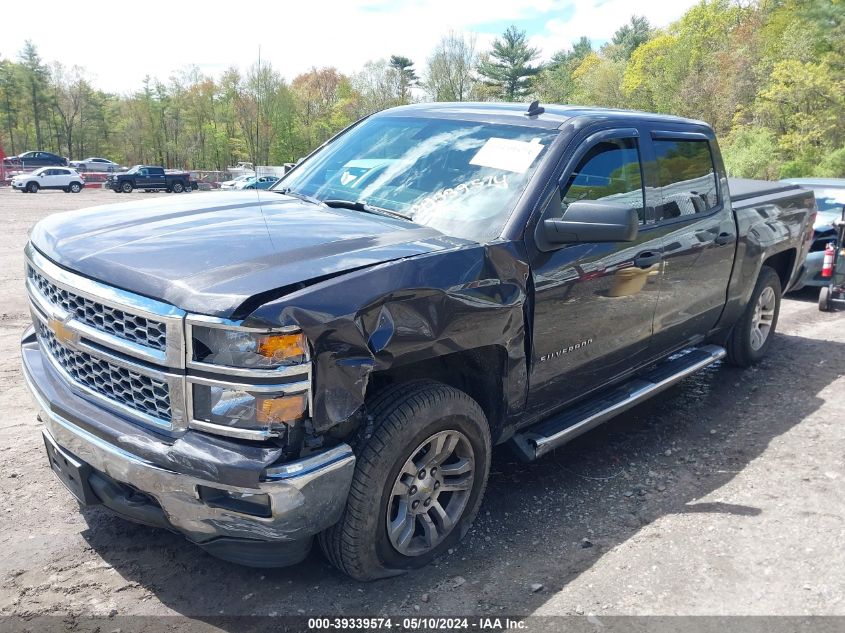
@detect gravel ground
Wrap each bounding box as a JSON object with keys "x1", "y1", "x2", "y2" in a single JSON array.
[{"x1": 0, "y1": 188, "x2": 842, "y2": 620}]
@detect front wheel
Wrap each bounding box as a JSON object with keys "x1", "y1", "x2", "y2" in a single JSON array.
[
  {"x1": 121, "y1": 181, "x2": 133, "y2": 193},
  {"x1": 319, "y1": 381, "x2": 491, "y2": 581},
  {"x1": 26, "y1": 182, "x2": 38, "y2": 193},
  {"x1": 726, "y1": 266, "x2": 782, "y2": 366},
  {"x1": 69, "y1": 182, "x2": 82, "y2": 193}
]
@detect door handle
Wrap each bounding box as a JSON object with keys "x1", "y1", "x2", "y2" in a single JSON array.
[
  {"x1": 714, "y1": 232, "x2": 733, "y2": 246},
  {"x1": 634, "y1": 251, "x2": 662, "y2": 269}
]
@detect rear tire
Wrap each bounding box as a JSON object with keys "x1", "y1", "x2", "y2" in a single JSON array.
[
  {"x1": 171, "y1": 181, "x2": 184, "y2": 193},
  {"x1": 726, "y1": 266, "x2": 781, "y2": 367},
  {"x1": 819, "y1": 286, "x2": 831, "y2": 312},
  {"x1": 26, "y1": 182, "x2": 38, "y2": 193},
  {"x1": 319, "y1": 381, "x2": 491, "y2": 581}
]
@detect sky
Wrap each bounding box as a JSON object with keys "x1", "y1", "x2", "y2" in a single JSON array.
[{"x1": 0, "y1": 0, "x2": 701, "y2": 94}]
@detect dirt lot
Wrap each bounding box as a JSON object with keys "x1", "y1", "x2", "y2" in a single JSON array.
[{"x1": 0, "y1": 187, "x2": 843, "y2": 621}]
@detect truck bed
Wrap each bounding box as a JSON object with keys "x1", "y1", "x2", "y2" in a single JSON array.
[{"x1": 728, "y1": 178, "x2": 804, "y2": 206}]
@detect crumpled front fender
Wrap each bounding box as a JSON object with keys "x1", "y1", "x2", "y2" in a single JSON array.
[{"x1": 245, "y1": 242, "x2": 531, "y2": 433}]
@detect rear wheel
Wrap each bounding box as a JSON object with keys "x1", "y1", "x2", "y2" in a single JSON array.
[
  {"x1": 26, "y1": 182, "x2": 38, "y2": 193},
  {"x1": 121, "y1": 181, "x2": 133, "y2": 193},
  {"x1": 726, "y1": 266, "x2": 781, "y2": 366},
  {"x1": 319, "y1": 381, "x2": 491, "y2": 581},
  {"x1": 171, "y1": 181, "x2": 184, "y2": 193}
]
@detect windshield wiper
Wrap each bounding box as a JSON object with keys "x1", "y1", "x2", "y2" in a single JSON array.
[
  {"x1": 322, "y1": 199, "x2": 412, "y2": 221},
  {"x1": 275, "y1": 187, "x2": 324, "y2": 207}
]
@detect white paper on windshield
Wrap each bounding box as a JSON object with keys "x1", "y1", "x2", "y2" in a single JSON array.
[{"x1": 469, "y1": 137, "x2": 544, "y2": 173}]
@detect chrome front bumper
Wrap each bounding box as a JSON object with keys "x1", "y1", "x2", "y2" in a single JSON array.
[{"x1": 23, "y1": 330, "x2": 355, "y2": 561}]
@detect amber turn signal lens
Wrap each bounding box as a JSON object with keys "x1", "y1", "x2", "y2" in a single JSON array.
[
  {"x1": 256, "y1": 394, "x2": 307, "y2": 424},
  {"x1": 256, "y1": 333, "x2": 307, "y2": 363}
]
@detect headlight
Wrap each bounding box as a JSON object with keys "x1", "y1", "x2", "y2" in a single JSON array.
[
  {"x1": 191, "y1": 326, "x2": 308, "y2": 369},
  {"x1": 192, "y1": 384, "x2": 307, "y2": 436}
]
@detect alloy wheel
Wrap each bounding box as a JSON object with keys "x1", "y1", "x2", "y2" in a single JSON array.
[
  {"x1": 750, "y1": 285, "x2": 776, "y2": 350},
  {"x1": 386, "y1": 429, "x2": 475, "y2": 557}
]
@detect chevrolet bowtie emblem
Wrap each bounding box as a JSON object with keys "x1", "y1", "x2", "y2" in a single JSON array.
[{"x1": 48, "y1": 317, "x2": 79, "y2": 346}]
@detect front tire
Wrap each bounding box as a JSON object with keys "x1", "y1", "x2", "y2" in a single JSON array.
[
  {"x1": 121, "y1": 181, "x2": 133, "y2": 193},
  {"x1": 726, "y1": 266, "x2": 781, "y2": 366},
  {"x1": 319, "y1": 381, "x2": 491, "y2": 581},
  {"x1": 26, "y1": 182, "x2": 38, "y2": 193},
  {"x1": 69, "y1": 182, "x2": 82, "y2": 193}
]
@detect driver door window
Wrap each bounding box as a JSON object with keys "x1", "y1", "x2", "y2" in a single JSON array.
[{"x1": 560, "y1": 137, "x2": 645, "y2": 223}]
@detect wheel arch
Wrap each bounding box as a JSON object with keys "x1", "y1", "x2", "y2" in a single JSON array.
[
  {"x1": 762, "y1": 248, "x2": 796, "y2": 291},
  {"x1": 367, "y1": 345, "x2": 509, "y2": 442}
]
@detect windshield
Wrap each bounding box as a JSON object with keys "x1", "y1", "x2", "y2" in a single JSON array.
[
  {"x1": 127, "y1": 165, "x2": 142, "y2": 174},
  {"x1": 274, "y1": 115, "x2": 558, "y2": 242}
]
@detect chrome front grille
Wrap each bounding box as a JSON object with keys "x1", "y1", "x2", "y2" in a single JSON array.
[
  {"x1": 36, "y1": 321, "x2": 172, "y2": 420},
  {"x1": 28, "y1": 265, "x2": 168, "y2": 351},
  {"x1": 25, "y1": 243, "x2": 312, "y2": 441}
]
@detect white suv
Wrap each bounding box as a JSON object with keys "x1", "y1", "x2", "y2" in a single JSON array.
[{"x1": 11, "y1": 167, "x2": 85, "y2": 193}]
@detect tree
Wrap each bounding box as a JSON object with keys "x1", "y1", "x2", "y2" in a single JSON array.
[
  {"x1": 292, "y1": 67, "x2": 356, "y2": 152},
  {"x1": 569, "y1": 53, "x2": 627, "y2": 108},
  {"x1": 389, "y1": 55, "x2": 417, "y2": 104},
  {"x1": 18, "y1": 41, "x2": 49, "y2": 149},
  {"x1": 51, "y1": 63, "x2": 88, "y2": 158},
  {"x1": 424, "y1": 31, "x2": 479, "y2": 102},
  {"x1": 606, "y1": 16, "x2": 654, "y2": 61},
  {"x1": 0, "y1": 59, "x2": 21, "y2": 153},
  {"x1": 536, "y1": 36, "x2": 593, "y2": 103},
  {"x1": 352, "y1": 59, "x2": 400, "y2": 116},
  {"x1": 477, "y1": 25, "x2": 541, "y2": 101}
]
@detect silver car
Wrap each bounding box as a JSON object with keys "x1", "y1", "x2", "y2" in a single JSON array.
[
  {"x1": 71, "y1": 157, "x2": 120, "y2": 172},
  {"x1": 784, "y1": 178, "x2": 845, "y2": 290}
]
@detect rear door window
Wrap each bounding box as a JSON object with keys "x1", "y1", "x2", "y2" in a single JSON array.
[{"x1": 653, "y1": 139, "x2": 719, "y2": 222}]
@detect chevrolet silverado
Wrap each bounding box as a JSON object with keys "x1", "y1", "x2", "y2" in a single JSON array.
[{"x1": 22, "y1": 103, "x2": 815, "y2": 580}]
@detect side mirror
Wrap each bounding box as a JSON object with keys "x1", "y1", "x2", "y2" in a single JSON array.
[{"x1": 543, "y1": 200, "x2": 639, "y2": 244}]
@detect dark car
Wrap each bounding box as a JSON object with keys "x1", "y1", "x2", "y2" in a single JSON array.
[
  {"x1": 5, "y1": 151, "x2": 69, "y2": 170},
  {"x1": 22, "y1": 103, "x2": 814, "y2": 579}
]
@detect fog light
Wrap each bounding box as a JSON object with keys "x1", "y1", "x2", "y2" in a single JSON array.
[{"x1": 197, "y1": 485, "x2": 271, "y2": 518}]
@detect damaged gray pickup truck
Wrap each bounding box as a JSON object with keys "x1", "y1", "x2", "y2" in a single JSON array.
[{"x1": 22, "y1": 103, "x2": 815, "y2": 580}]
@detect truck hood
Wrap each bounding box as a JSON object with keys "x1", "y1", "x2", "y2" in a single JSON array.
[{"x1": 30, "y1": 191, "x2": 466, "y2": 317}]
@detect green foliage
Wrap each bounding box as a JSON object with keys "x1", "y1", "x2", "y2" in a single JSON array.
[
  {"x1": 477, "y1": 25, "x2": 541, "y2": 101},
  {"x1": 2, "y1": 1, "x2": 844, "y2": 179},
  {"x1": 606, "y1": 16, "x2": 654, "y2": 61},
  {"x1": 815, "y1": 148, "x2": 845, "y2": 178},
  {"x1": 389, "y1": 55, "x2": 418, "y2": 104},
  {"x1": 722, "y1": 127, "x2": 781, "y2": 180}
]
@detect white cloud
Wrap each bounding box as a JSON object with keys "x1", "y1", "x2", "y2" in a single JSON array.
[{"x1": 0, "y1": 0, "x2": 699, "y2": 93}]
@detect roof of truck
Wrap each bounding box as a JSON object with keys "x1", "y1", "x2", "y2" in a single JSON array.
[{"x1": 377, "y1": 102, "x2": 710, "y2": 130}]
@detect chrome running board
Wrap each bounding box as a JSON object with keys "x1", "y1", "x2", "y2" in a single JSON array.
[{"x1": 512, "y1": 345, "x2": 726, "y2": 461}]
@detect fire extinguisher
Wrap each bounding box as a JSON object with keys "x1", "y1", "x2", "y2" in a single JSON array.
[{"x1": 822, "y1": 242, "x2": 836, "y2": 278}]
